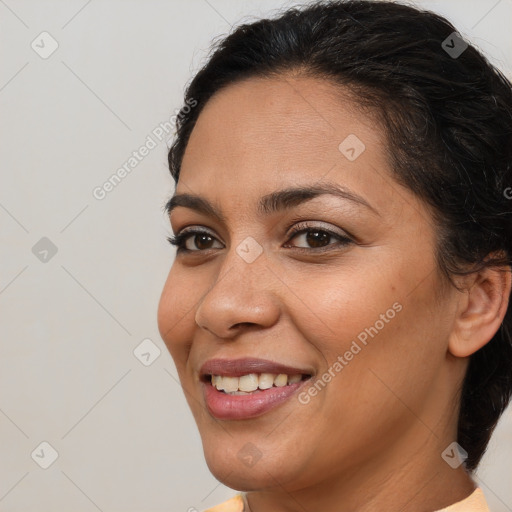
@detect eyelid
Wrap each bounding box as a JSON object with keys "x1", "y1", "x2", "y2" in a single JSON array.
[
  {"x1": 285, "y1": 219, "x2": 353, "y2": 241},
  {"x1": 169, "y1": 220, "x2": 355, "y2": 254},
  {"x1": 175, "y1": 225, "x2": 216, "y2": 237},
  {"x1": 173, "y1": 219, "x2": 351, "y2": 239},
  {"x1": 172, "y1": 221, "x2": 350, "y2": 243}
]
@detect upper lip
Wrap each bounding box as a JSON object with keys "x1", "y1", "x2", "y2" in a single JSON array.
[{"x1": 200, "y1": 358, "x2": 313, "y2": 378}]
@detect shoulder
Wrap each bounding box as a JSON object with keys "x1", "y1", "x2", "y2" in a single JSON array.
[
  {"x1": 202, "y1": 494, "x2": 244, "y2": 512},
  {"x1": 435, "y1": 487, "x2": 490, "y2": 512}
]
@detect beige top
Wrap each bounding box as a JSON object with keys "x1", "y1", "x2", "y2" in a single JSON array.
[{"x1": 204, "y1": 487, "x2": 490, "y2": 512}]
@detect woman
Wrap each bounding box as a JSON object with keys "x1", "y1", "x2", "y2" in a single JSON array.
[{"x1": 157, "y1": 1, "x2": 512, "y2": 510}]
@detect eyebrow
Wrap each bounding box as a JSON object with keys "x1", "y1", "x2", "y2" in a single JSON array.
[{"x1": 165, "y1": 182, "x2": 379, "y2": 223}]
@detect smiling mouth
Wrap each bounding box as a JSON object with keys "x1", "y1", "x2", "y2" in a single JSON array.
[
  {"x1": 199, "y1": 357, "x2": 314, "y2": 420},
  {"x1": 205, "y1": 373, "x2": 311, "y2": 395},
  {"x1": 201, "y1": 372, "x2": 313, "y2": 420}
]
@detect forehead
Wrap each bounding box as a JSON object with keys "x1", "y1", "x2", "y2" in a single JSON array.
[
  {"x1": 175, "y1": 75, "x2": 401, "y2": 220},
  {"x1": 182, "y1": 74, "x2": 383, "y2": 170}
]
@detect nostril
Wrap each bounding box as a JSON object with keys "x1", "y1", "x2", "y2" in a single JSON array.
[{"x1": 231, "y1": 322, "x2": 258, "y2": 330}]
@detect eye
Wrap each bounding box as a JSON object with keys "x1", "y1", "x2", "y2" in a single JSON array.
[
  {"x1": 167, "y1": 228, "x2": 222, "y2": 253},
  {"x1": 284, "y1": 222, "x2": 353, "y2": 252},
  {"x1": 166, "y1": 222, "x2": 354, "y2": 254}
]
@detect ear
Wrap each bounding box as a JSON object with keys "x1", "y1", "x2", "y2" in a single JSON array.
[{"x1": 449, "y1": 265, "x2": 511, "y2": 358}]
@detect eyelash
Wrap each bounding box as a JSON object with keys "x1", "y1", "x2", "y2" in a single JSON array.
[{"x1": 166, "y1": 222, "x2": 353, "y2": 255}]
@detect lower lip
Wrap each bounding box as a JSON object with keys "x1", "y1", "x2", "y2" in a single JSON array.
[{"x1": 203, "y1": 379, "x2": 308, "y2": 420}]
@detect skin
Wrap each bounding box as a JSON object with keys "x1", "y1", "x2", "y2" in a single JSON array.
[{"x1": 157, "y1": 74, "x2": 511, "y2": 512}]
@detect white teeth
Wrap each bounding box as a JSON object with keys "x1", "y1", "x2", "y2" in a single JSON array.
[
  {"x1": 212, "y1": 375, "x2": 224, "y2": 390},
  {"x1": 239, "y1": 374, "x2": 259, "y2": 392},
  {"x1": 222, "y1": 376, "x2": 239, "y2": 393},
  {"x1": 274, "y1": 374, "x2": 288, "y2": 387},
  {"x1": 258, "y1": 373, "x2": 274, "y2": 390},
  {"x1": 211, "y1": 372, "x2": 305, "y2": 393}
]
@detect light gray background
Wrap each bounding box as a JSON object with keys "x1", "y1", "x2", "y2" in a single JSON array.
[{"x1": 0, "y1": 0, "x2": 511, "y2": 511}]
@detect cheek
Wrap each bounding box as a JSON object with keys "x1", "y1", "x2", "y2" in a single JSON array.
[
  {"x1": 157, "y1": 266, "x2": 199, "y2": 366},
  {"x1": 290, "y1": 255, "x2": 443, "y2": 401},
  {"x1": 281, "y1": 259, "x2": 400, "y2": 357},
  {"x1": 317, "y1": 274, "x2": 446, "y2": 428}
]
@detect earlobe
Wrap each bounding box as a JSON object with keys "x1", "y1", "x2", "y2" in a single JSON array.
[{"x1": 448, "y1": 266, "x2": 511, "y2": 358}]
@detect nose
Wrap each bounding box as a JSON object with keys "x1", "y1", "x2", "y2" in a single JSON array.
[{"x1": 194, "y1": 247, "x2": 281, "y2": 339}]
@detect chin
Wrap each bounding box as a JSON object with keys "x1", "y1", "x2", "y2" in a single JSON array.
[
  {"x1": 200, "y1": 435, "x2": 288, "y2": 490},
  {"x1": 205, "y1": 456, "x2": 279, "y2": 492},
  {"x1": 209, "y1": 468, "x2": 267, "y2": 492}
]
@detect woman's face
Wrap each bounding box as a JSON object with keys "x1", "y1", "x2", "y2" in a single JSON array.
[{"x1": 157, "y1": 75, "x2": 464, "y2": 492}]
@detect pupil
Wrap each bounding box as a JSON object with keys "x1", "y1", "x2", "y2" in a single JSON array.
[
  {"x1": 196, "y1": 234, "x2": 213, "y2": 250},
  {"x1": 307, "y1": 230, "x2": 329, "y2": 248}
]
